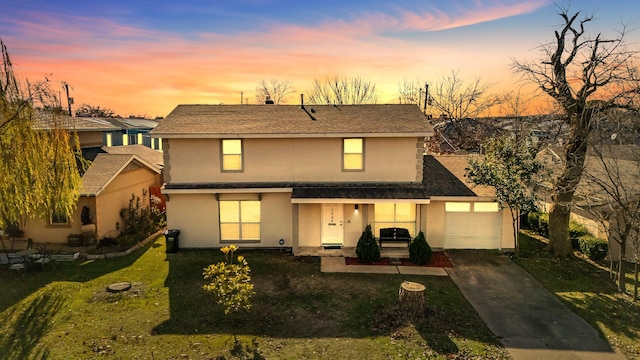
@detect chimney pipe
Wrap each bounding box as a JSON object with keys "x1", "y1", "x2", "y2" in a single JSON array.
[{"x1": 300, "y1": 93, "x2": 304, "y2": 109}]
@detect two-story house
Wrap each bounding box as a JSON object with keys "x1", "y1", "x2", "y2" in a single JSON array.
[{"x1": 151, "y1": 103, "x2": 513, "y2": 254}]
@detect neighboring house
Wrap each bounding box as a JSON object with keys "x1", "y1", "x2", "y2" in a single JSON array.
[
  {"x1": 102, "y1": 117, "x2": 162, "y2": 150},
  {"x1": 536, "y1": 145, "x2": 640, "y2": 261},
  {"x1": 33, "y1": 112, "x2": 122, "y2": 149},
  {"x1": 36, "y1": 112, "x2": 162, "y2": 150},
  {"x1": 151, "y1": 104, "x2": 514, "y2": 254},
  {"x1": 23, "y1": 145, "x2": 163, "y2": 245}
]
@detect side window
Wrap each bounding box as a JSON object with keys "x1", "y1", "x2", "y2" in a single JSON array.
[
  {"x1": 50, "y1": 212, "x2": 69, "y2": 226},
  {"x1": 343, "y1": 138, "x2": 364, "y2": 171},
  {"x1": 221, "y1": 139, "x2": 243, "y2": 171}
]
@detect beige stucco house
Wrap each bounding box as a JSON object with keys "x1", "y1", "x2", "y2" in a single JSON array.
[
  {"x1": 151, "y1": 103, "x2": 514, "y2": 254},
  {"x1": 22, "y1": 145, "x2": 163, "y2": 245}
]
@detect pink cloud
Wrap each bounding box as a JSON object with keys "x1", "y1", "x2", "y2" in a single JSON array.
[
  {"x1": 3, "y1": 2, "x2": 545, "y2": 116},
  {"x1": 396, "y1": 0, "x2": 548, "y2": 31}
]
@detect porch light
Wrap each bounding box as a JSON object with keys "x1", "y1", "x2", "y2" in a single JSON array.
[{"x1": 355, "y1": 204, "x2": 359, "y2": 211}]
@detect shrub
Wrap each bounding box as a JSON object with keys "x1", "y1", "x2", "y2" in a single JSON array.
[
  {"x1": 120, "y1": 190, "x2": 166, "y2": 241},
  {"x1": 356, "y1": 224, "x2": 380, "y2": 263},
  {"x1": 203, "y1": 245, "x2": 255, "y2": 314},
  {"x1": 538, "y1": 213, "x2": 549, "y2": 238},
  {"x1": 578, "y1": 235, "x2": 608, "y2": 261},
  {"x1": 569, "y1": 221, "x2": 592, "y2": 249},
  {"x1": 520, "y1": 211, "x2": 532, "y2": 230},
  {"x1": 527, "y1": 212, "x2": 540, "y2": 232},
  {"x1": 409, "y1": 231, "x2": 432, "y2": 265}
]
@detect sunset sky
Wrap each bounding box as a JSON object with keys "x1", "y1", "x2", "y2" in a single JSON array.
[{"x1": 2, "y1": 0, "x2": 640, "y2": 118}]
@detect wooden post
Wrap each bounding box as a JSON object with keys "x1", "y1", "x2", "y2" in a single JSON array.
[{"x1": 399, "y1": 281, "x2": 426, "y2": 319}]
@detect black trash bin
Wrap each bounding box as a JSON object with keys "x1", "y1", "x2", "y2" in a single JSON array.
[{"x1": 165, "y1": 229, "x2": 181, "y2": 253}]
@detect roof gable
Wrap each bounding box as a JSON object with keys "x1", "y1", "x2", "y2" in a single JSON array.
[
  {"x1": 151, "y1": 104, "x2": 432, "y2": 138},
  {"x1": 102, "y1": 144, "x2": 163, "y2": 171},
  {"x1": 81, "y1": 153, "x2": 160, "y2": 196}
]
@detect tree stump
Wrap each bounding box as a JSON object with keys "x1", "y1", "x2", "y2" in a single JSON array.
[{"x1": 399, "y1": 281, "x2": 426, "y2": 319}]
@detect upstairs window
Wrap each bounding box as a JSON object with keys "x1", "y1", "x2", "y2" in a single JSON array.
[
  {"x1": 221, "y1": 139, "x2": 243, "y2": 171},
  {"x1": 343, "y1": 138, "x2": 363, "y2": 171}
]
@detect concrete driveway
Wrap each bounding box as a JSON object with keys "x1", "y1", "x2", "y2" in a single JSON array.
[{"x1": 445, "y1": 250, "x2": 625, "y2": 360}]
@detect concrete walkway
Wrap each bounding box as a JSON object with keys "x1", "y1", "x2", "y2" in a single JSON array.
[
  {"x1": 320, "y1": 256, "x2": 448, "y2": 276},
  {"x1": 445, "y1": 250, "x2": 625, "y2": 360}
]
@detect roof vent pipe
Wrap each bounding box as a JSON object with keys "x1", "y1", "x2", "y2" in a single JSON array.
[{"x1": 300, "y1": 94, "x2": 305, "y2": 109}]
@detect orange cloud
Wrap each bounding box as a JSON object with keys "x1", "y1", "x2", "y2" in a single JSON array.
[{"x1": 4, "y1": 1, "x2": 548, "y2": 117}]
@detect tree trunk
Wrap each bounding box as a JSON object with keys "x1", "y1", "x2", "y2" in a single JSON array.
[
  {"x1": 619, "y1": 242, "x2": 627, "y2": 293},
  {"x1": 548, "y1": 116, "x2": 589, "y2": 257},
  {"x1": 510, "y1": 207, "x2": 520, "y2": 259},
  {"x1": 548, "y1": 202, "x2": 572, "y2": 257},
  {"x1": 399, "y1": 281, "x2": 426, "y2": 319},
  {"x1": 633, "y1": 262, "x2": 638, "y2": 302}
]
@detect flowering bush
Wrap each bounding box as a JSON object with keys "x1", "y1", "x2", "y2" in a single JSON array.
[{"x1": 202, "y1": 245, "x2": 255, "y2": 314}]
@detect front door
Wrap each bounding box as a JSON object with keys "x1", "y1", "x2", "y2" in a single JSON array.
[{"x1": 321, "y1": 204, "x2": 343, "y2": 246}]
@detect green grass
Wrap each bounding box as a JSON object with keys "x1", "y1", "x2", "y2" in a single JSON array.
[
  {"x1": 515, "y1": 231, "x2": 640, "y2": 359},
  {"x1": 0, "y1": 237, "x2": 508, "y2": 359}
]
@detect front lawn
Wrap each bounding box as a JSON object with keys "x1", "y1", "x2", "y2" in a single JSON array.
[
  {"x1": 515, "y1": 231, "x2": 640, "y2": 359},
  {"x1": 0, "y1": 237, "x2": 508, "y2": 359}
]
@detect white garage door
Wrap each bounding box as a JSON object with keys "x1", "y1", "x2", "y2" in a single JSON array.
[{"x1": 444, "y1": 202, "x2": 502, "y2": 249}]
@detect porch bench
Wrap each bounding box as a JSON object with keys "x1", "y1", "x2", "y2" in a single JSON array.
[{"x1": 379, "y1": 228, "x2": 412, "y2": 247}]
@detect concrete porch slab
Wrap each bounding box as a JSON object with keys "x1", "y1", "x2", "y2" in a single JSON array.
[{"x1": 320, "y1": 256, "x2": 347, "y2": 273}]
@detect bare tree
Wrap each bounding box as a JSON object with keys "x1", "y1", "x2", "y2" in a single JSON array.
[
  {"x1": 306, "y1": 75, "x2": 377, "y2": 105},
  {"x1": 502, "y1": 91, "x2": 529, "y2": 144},
  {"x1": 425, "y1": 70, "x2": 502, "y2": 153},
  {"x1": 579, "y1": 110, "x2": 640, "y2": 296},
  {"x1": 513, "y1": 6, "x2": 640, "y2": 257},
  {"x1": 75, "y1": 103, "x2": 117, "y2": 117},
  {"x1": 397, "y1": 78, "x2": 426, "y2": 105},
  {"x1": 255, "y1": 79, "x2": 295, "y2": 105},
  {"x1": 429, "y1": 70, "x2": 501, "y2": 121}
]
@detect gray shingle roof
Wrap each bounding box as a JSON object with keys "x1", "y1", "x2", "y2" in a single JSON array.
[
  {"x1": 81, "y1": 153, "x2": 160, "y2": 196},
  {"x1": 102, "y1": 145, "x2": 163, "y2": 171},
  {"x1": 425, "y1": 155, "x2": 496, "y2": 198},
  {"x1": 151, "y1": 104, "x2": 433, "y2": 137},
  {"x1": 33, "y1": 111, "x2": 121, "y2": 131}
]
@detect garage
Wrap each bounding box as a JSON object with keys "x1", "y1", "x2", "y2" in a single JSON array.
[{"x1": 444, "y1": 202, "x2": 502, "y2": 249}]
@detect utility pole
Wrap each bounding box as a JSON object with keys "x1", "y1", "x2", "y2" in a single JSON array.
[
  {"x1": 64, "y1": 83, "x2": 73, "y2": 116},
  {"x1": 423, "y1": 83, "x2": 429, "y2": 115}
]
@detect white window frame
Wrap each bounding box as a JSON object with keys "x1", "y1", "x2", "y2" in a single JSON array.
[
  {"x1": 343, "y1": 138, "x2": 364, "y2": 171},
  {"x1": 219, "y1": 200, "x2": 260, "y2": 241},
  {"x1": 49, "y1": 211, "x2": 69, "y2": 226},
  {"x1": 221, "y1": 139, "x2": 243, "y2": 172}
]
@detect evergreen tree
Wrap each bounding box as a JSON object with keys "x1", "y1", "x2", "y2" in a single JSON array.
[
  {"x1": 356, "y1": 224, "x2": 380, "y2": 263},
  {"x1": 409, "y1": 231, "x2": 432, "y2": 265}
]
